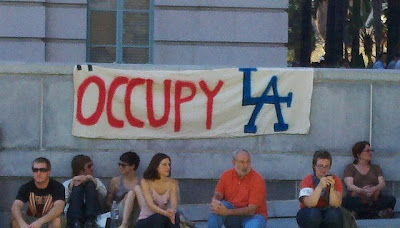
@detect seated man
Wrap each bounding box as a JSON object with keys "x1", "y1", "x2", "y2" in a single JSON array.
[
  {"x1": 10, "y1": 157, "x2": 66, "y2": 228},
  {"x1": 208, "y1": 149, "x2": 267, "y2": 228},
  {"x1": 296, "y1": 150, "x2": 343, "y2": 228},
  {"x1": 63, "y1": 155, "x2": 107, "y2": 228}
]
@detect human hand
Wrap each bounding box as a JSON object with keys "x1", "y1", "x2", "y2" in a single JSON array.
[
  {"x1": 72, "y1": 175, "x2": 87, "y2": 186},
  {"x1": 28, "y1": 219, "x2": 43, "y2": 228},
  {"x1": 325, "y1": 176, "x2": 335, "y2": 189},
  {"x1": 86, "y1": 175, "x2": 94, "y2": 182},
  {"x1": 211, "y1": 198, "x2": 221, "y2": 207},
  {"x1": 211, "y1": 201, "x2": 229, "y2": 215},
  {"x1": 317, "y1": 177, "x2": 330, "y2": 189},
  {"x1": 166, "y1": 209, "x2": 176, "y2": 224},
  {"x1": 363, "y1": 186, "x2": 375, "y2": 197}
]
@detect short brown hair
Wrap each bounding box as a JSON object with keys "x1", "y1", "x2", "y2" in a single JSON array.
[
  {"x1": 120, "y1": 151, "x2": 140, "y2": 171},
  {"x1": 312, "y1": 150, "x2": 332, "y2": 172},
  {"x1": 32, "y1": 157, "x2": 51, "y2": 170},
  {"x1": 71, "y1": 155, "x2": 91, "y2": 177}
]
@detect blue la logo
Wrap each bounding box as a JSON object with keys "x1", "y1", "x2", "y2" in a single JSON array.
[{"x1": 240, "y1": 68, "x2": 293, "y2": 133}]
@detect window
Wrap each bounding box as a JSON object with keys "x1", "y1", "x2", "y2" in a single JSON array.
[{"x1": 87, "y1": 0, "x2": 153, "y2": 64}]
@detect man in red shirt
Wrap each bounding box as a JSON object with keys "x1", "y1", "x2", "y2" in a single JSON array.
[{"x1": 208, "y1": 149, "x2": 267, "y2": 228}]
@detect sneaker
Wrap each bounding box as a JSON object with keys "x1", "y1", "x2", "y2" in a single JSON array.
[
  {"x1": 70, "y1": 219, "x2": 83, "y2": 228},
  {"x1": 84, "y1": 218, "x2": 98, "y2": 228},
  {"x1": 350, "y1": 211, "x2": 358, "y2": 219},
  {"x1": 378, "y1": 208, "x2": 394, "y2": 218}
]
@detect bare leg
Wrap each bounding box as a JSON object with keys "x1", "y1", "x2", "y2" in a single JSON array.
[
  {"x1": 120, "y1": 190, "x2": 136, "y2": 228},
  {"x1": 48, "y1": 216, "x2": 62, "y2": 228},
  {"x1": 10, "y1": 215, "x2": 28, "y2": 228},
  {"x1": 10, "y1": 218, "x2": 19, "y2": 228},
  {"x1": 134, "y1": 185, "x2": 145, "y2": 209}
]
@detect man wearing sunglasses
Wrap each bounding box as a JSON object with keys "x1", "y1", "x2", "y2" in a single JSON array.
[
  {"x1": 11, "y1": 157, "x2": 66, "y2": 228},
  {"x1": 63, "y1": 155, "x2": 107, "y2": 228}
]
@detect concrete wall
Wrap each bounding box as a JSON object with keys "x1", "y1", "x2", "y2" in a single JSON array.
[
  {"x1": 0, "y1": 0, "x2": 288, "y2": 67},
  {"x1": 0, "y1": 0, "x2": 87, "y2": 63},
  {"x1": 153, "y1": 0, "x2": 288, "y2": 66},
  {"x1": 1, "y1": 63, "x2": 400, "y2": 225}
]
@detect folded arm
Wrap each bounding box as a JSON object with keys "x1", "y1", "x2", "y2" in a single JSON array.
[{"x1": 11, "y1": 200, "x2": 28, "y2": 227}]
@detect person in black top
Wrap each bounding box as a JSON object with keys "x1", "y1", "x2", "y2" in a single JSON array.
[{"x1": 11, "y1": 157, "x2": 66, "y2": 228}]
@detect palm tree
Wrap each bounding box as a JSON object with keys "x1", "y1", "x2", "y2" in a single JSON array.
[{"x1": 372, "y1": 0, "x2": 383, "y2": 55}]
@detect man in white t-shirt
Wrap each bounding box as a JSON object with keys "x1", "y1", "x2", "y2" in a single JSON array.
[{"x1": 63, "y1": 155, "x2": 107, "y2": 228}]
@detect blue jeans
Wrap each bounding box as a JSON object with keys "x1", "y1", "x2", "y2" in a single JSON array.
[
  {"x1": 296, "y1": 207, "x2": 343, "y2": 228},
  {"x1": 67, "y1": 181, "x2": 101, "y2": 224},
  {"x1": 208, "y1": 201, "x2": 267, "y2": 228}
]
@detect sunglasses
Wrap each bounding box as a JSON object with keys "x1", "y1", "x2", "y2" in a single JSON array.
[
  {"x1": 32, "y1": 168, "x2": 49, "y2": 173},
  {"x1": 118, "y1": 162, "x2": 130, "y2": 168}
]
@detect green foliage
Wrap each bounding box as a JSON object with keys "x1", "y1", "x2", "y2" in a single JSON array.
[
  {"x1": 312, "y1": 0, "x2": 326, "y2": 19},
  {"x1": 288, "y1": 0, "x2": 396, "y2": 67},
  {"x1": 288, "y1": 0, "x2": 302, "y2": 63},
  {"x1": 288, "y1": 0, "x2": 316, "y2": 64}
]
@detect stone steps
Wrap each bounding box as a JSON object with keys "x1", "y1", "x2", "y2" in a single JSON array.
[
  {"x1": 194, "y1": 218, "x2": 400, "y2": 228},
  {"x1": 3, "y1": 199, "x2": 400, "y2": 228},
  {"x1": 179, "y1": 199, "x2": 400, "y2": 228}
]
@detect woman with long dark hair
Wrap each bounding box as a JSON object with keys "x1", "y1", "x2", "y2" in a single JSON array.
[{"x1": 136, "y1": 153, "x2": 180, "y2": 228}]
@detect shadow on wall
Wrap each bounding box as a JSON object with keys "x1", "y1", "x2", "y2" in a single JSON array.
[{"x1": 0, "y1": 125, "x2": 3, "y2": 151}]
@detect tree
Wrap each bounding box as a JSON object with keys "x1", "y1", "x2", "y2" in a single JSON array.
[
  {"x1": 288, "y1": 0, "x2": 302, "y2": 64},
  {"x1": 325, "y1": 0, "x2": 336, "y2": 65},
  {"x1": 334, "y1": 0, "x2": 346, "y2": 64},
  {"x1": 372, "y1": 0, "x2": 383, "y2": 55},
  {"x1": 300, "y1": 0, "x2": 312, "y2": 66},
  {"x1": 318, "y1": 0, "x2": 345, "y2": 67},
  {"x1": 350, "y1": 0, "x2": 365, "y2": 68},
  {"x1": 387, "y1": 0, "x2": 400, "y2": 59}
]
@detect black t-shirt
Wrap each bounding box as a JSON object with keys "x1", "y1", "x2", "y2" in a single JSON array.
[{"x1": 16, "y1": 179, "x2": 65, "y2": 217}]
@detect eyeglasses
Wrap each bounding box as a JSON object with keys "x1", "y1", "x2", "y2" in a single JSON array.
[
  {"x1": 315, "y1": 164, "x2": 331, "y2": 170},
  {"x1": 118, "y1": 162, "x2": 130, "y2": 168},
  {"x1": 32, "y1": 168, "x2": 49, "y2": 173},
  {"x1": 362, "y1": 149, "x2": 374, "y2": 153}
]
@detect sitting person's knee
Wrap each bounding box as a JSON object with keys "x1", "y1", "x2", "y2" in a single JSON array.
[
  {"x1": 49, "y1": 216, "x2": 62, "y2": 228},
  {"x1": 10, "y1": 217, "x2": 18, "y2": 228},
  {"x1": 301, "y1": 207, "x2": 322, "y2": 216},
  {"x1": 298, "y1": 207, "x2": 322, "y2": 221},
  {"x1": 85, "y1": 179, "x2": 96, "y2": 188},
  {"x1": 324, "y1": 208, "x2": 343, "y2": 224}
]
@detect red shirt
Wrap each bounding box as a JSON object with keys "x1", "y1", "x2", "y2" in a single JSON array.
[
  {"x1": 215, "y1": 168, "x2": 268, "y2": 219},
  {"x1": 299, "y1": 174, "x2": 343, "y2": 208}
]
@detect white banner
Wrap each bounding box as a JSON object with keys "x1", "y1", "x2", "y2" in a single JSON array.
[{"x1": 72, "y1": 65, "x2": 313, "y2": 139}]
